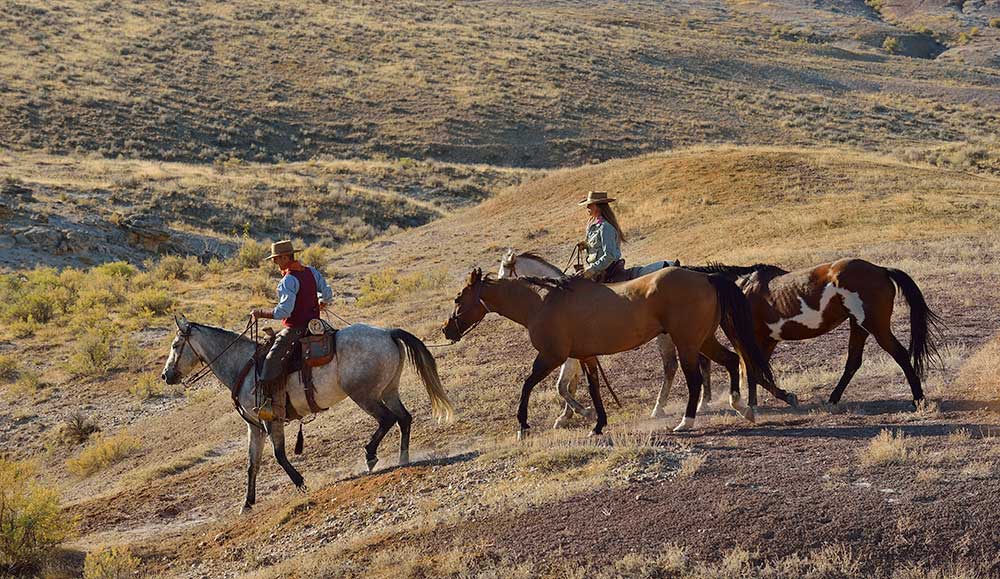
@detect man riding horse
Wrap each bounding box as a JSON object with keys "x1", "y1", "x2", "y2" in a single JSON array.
[{"x1": 251, "y1": 240, "x2": 334, "y2": 421}]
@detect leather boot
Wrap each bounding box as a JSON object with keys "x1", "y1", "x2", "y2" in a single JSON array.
[{"x1": 256, "y1": 380, "x2": 286, "y2": 422}]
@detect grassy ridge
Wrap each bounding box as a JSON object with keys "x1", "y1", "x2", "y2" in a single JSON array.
[{"x1": 2, "y1": 1, "x2": 999, "y2": 167}]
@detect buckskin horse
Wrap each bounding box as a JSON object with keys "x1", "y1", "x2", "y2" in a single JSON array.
[
  {"x1": 443, "y1": 268, "x2": 795, "y2": 436},
  {"x1": 161, "y1": 315, "x2": 454, "y2": 513},
  {"x1": 696, "y1": 259, "x2": 943, "y2": 410},
  {"x1": 497, "y1": 249, "x2": 713, "y2": 425}
]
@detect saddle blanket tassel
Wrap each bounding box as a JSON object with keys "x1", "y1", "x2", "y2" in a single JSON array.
[{"x1": 294, "y1": 422, "x2": 304, "y2": 455}]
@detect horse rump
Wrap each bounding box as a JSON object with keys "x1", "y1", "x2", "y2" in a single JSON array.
[{"x1": 884, "y1": 268, "x2": 944, "y2": 381}]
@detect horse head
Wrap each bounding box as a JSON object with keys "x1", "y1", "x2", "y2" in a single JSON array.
[
  {"x1": 497, "y1": 248, "x2": 517, "y2": 279},
  {"x1": 162, "y1": 314, "x2": 201, "y2": 384},
  {"x1": 442, "y1": 268, "x2": 491, "y2": 342}
]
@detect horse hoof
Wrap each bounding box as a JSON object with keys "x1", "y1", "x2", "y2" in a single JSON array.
[
  {"x1": 366, "y1": 458, "x2": 378, "y2": 472},
  {"x1": 581, "y1": 408, "x2": 596, "y2": 419},
  {"x1": 588, "y1": 429, "x2": 604, "y2": 438},
  {"x1": 673, "y1": 417, "x2": 696, "y2": 432},
  {"x1": 553, "y1": 417, "x2": 571, "y2": 430},
  {"x1": 517, "y1": 428, "x2": 530, "y2": 441},
  {"x1": 786, "y1": 393, "x2": 799, "y2": 408},
  {"x1": 650, "y1": 408, "x2": 666, "y2": 419},
  {"x1": 239, "y1": 504, "x2": 252, "y2": 515},
  {"x1": 399, "y1": 453, "x2": 410, "y2": 466}
]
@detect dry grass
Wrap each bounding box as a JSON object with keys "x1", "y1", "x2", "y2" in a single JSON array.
[
  {"x1": 65, "y1": 432, "x2": 141, "y2": 477},
  {"x1": 860, "y1": 429, "x2": 911, "y2": 466},
  {"x1": 676, "y1": 454, "x2": 707, "y2": 478}
]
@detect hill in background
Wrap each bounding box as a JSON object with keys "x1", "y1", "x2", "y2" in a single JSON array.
[{"x1": 1, "y1": 0, "x2": 998, "y2": 168}]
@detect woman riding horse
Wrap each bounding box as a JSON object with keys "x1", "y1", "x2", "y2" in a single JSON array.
[{"x1": 577, "y1": 191, "x2": 628, "y2": 283}]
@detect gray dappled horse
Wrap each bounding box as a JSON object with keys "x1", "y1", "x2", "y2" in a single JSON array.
[
  {"x1": 161, "y1": 315, "x2": 454, "y2": 513},
  {"x1": 497, "y1": 250, "x2": 714, "y2": 426}
]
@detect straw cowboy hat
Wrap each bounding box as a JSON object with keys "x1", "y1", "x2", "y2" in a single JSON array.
[
  {"x1": 578, "y1": 191, "x2": 616, "y2": 206},
  {"x1": 264, "y1": 240, "x2": 297, "y2": 260}
]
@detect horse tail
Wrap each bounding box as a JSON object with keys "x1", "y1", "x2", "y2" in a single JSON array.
[
  {"x1": 708, "y1": 274, "x2": 776, "y2": 389},
  {"x1": 390, "y1": 329, "x2": 456, "y2": 423},
  {"x1": 885, "y1": 268, "x2": 944, "y2": 381}
]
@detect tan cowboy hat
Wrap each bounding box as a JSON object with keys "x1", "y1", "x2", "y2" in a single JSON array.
[
  {"x1": 264, "y1": 239, "x2": 296, "y2": 260},
  {"x1": 578, "y1": 191, "x2": 616, "y2": 206}
]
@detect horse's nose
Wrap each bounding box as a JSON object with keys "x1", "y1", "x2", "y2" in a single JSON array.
[{"x1": 160, "y1": 371, "x2": 167, "y2": 381}]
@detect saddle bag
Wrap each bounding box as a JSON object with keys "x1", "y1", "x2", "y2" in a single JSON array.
[{"x1": 300, "y1": 331, "x2": 336, "y2": 367}]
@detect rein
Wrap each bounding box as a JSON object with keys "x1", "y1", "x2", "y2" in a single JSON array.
[
  {"x1": 562, "y1": 244, "x2": 583, "y2": 275},
  {"x1": 182, "y1": 317, "x2": 255, "y2": 387}
]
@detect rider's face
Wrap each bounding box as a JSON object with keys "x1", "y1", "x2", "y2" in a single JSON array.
[
  {"x1": 587, "y1": 203, "x2": 600, "y2": 219},
  {"x1": 272, "y1": 254, "x2": 293, "y2": 269}
]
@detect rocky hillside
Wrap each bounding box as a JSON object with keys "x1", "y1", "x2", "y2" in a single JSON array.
[
  {"x1": 0, "y1": 151, "x2": 535, "y2": 270},
  {"x1": 1, "y1": 0, "x2": 998, "y2": 167}
]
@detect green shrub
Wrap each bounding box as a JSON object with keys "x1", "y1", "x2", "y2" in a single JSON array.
[
  {"x1": 990, "y1": 17, "x2": 1000, "y2": 29},
  {"x1": 299, "y1": 244, "x2": 331, "y2": 267},
  {"x1": 9, "y1": 372, "x2": 41, "y2": 399},
  {"x1": 5, "y1": 290, "x2": 58, "y2": 323},
  {"x1": 0, "y1": 459, "x2": 75, "y2": 575},
  {"x1": 126, "y1": 288, "x2": 173, "y2": 316},
  {"x1": 9, "y1": 318, "x2": 40, "y2": 339},
  {"x1": 129, "y1": 373, "x2": 163, "y2": 400},
  {"x1": 357, "y1": 270, "x2": 446, "y2": 307},
  {"x1": 233, "y1": 238, "x2": 269, "y2": 270},
  {"x1": 66, "y1": 432, "x2": 140, "y2": 477},
  {"x1": 0, "y1": 354, "x2": 17, "y2": 383},
  {"x1": 93, "y1": 262, "x2": 136, "y2": 278},
  {"x1": 150, "y1": 255, "x2": 204, "y2": 281},
  {"x1": 882, "y1": 37, "x2": 898, "y2": 53},
  {"x1": 83, "y1": 546, "x2": 140, "y2": 579},
  {"x1": 66, "y1": 329, "x2": 114, "y2": 378}
]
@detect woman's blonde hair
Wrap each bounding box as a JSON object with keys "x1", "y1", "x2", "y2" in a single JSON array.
[{"x1": 595, "y1": 203, "x2": 626, "y2": 243}]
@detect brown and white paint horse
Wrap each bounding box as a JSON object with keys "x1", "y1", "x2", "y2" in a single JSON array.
[
  {"x1": 697, "y1": 259, "x2": 943, "y2": 409},
  {"x1": 443, "y1": 268, "x2": 794, "y2": 436}
]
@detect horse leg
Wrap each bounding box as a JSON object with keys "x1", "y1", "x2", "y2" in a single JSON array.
[
  {"x1": 582, "y1": 359, "x2": 607, "y2": 436},
  {"x1": 264, "y1": 421, "x2": 306, "y2": 490},
  {"x1": 871, "y1": 326, "x2": 925, "y2": 406},
  {"x1": 747, "y1": 339, "x2": 782, "y2": 412},
  {"x1": 383, "y1": 391, "x2": 413, "y2": 466},
  {"x1": 698, "y1": 354, "x2": 713, "y2": 411},
  {"x1": 242, "y1": 424, "x2": 266, "y2": 514},
  {"x1": 828, "y1": 321, "x2": 870, "y2": 405},
  {"x1": 352, "y1": 397, "x2": 398, "y2": 472},
  {"x1": 518, "y1": 354, "x2": 561, "y2": 440},
  {"x1": 650, "y1": 334, "x2": 677, "y2": 419},
  {"x1": 700, "y1": 335, "x2": 752, "y2": 423},
  {"x1": 554, "y1": 359, "x2": 589, "y2": 429},
  {"x1": 673, "y1": 349, "x2": 704, "y2": 432}
]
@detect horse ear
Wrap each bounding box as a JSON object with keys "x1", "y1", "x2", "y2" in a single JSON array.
[{"x1": 176, "y1": 314, "x2": 190, "y2": 332}]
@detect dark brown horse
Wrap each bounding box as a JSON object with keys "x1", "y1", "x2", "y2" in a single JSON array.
[
  {"x1": 442, "y1": 268, "x2": 795, "y2": 437},
  {"x1": 694, "y1": 259, "x2": 942, "y2": 409}
]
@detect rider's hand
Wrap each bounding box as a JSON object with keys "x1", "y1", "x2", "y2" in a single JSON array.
[
  {"x1": 252, "y1": 309, "x2": 271, "y2": 320},
  {"x1": 318, "y1": 301, "x2": 327, "y2": 311},
  {"x1": 573, "y1": 263, "x2": 584, "y2": 272},
  {"x1": 576, "y1": 241, "x2": 587, "y2": 251}
]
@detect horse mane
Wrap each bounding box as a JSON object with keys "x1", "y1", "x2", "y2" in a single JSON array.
[
  {"x1": 517, "y1": 251, "x2": 548, "y2": 262},
  {"x1": 520, "y1": 275, "x2": 573, "y2": 292},
  {"x1": 684, "y1": 262, "x2": 787, "y2": 279},
  {"x1": 190, "y1": 321, "x2": 256, "y2": 345}
]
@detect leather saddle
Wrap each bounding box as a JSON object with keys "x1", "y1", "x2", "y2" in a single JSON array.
[
  {"x1": 605, "y1": 259, "x2": 681, "y2": 283},
  {"x1": 254, "y1": 321, "x2": 339, "y2": 420}
]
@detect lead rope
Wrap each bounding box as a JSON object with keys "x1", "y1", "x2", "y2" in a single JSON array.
[{"x1": 594, "y1": 357, "x2": 623, "y2": 409}]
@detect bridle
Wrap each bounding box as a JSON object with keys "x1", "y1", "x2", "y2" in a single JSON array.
[
  {"x1": 447, "y1": 278, "x2": 492, "y2": 341},
  {"x1": 174, "y1": 318, "x2": 255, "y2": 387}
]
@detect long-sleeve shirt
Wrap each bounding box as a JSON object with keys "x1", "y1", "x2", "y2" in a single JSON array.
[
  {"x1": 272, "y1": 267, "x2": 334, "y2": 320},
  {"x1": 584, "y1": 218, "x2": 622, "y2": 274}
]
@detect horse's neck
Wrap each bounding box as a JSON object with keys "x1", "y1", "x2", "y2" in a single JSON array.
[
  {"x1": 482, "y1": 281, "x2": 543, "y2": 327},
  {"x1": 193, "y1": 326, "x2": 257, "y2": 390},
  {"x1": 518, "y1": 257, "x2": 562, "y2": 278}
]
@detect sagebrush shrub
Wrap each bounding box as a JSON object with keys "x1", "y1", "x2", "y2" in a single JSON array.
[
  {"x1": 66, "y1": 432, "x2": 140, "y2": 477},
  {"x1": 126, "y1": 288, "x2": 173, "y2": 316},
  {"x1": 0, "y1": 460, "x2": 74, "y2": 575},
  {"x1": 233, "y1": 238, "x2": 269, "y2": 270},
  {"x1": 83, "y1": 546, "x2": 140, "y2": 579}
]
